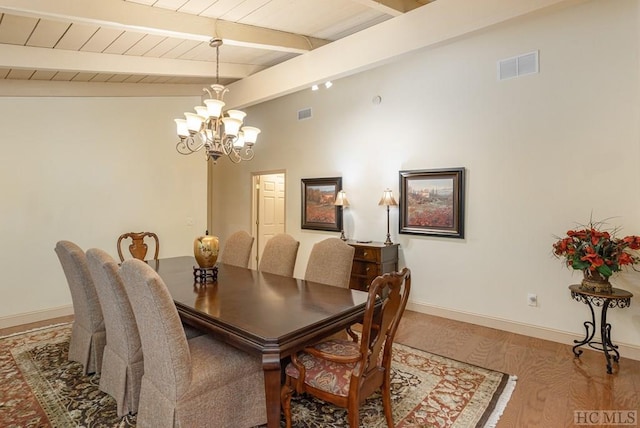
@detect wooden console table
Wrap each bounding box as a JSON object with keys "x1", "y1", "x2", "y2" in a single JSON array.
[
  {"x1": 347, "y1": 241, "x2": 398, "y2": 291},
  {"x1": 569, "y1": 284, "x2": 633, "y2": 374}
]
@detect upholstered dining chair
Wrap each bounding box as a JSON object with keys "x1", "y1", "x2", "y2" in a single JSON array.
[
  {"x1": 86, "y1": 248, "x2": 144, "y2": 416},
  {"x1": 304, "y1": 237, "x2": 355, "y2": 288},
  {"x1": 258, "y1": 233, "x2": 300, "y2": 277},
  {"x1": 117, "y1": 231, "x2": 159, "y2": 262},
  {"x1": 54, "y1": 240, "x2": 106, "y2": 375},
  {"x1": 119, "y1": 258, "x2": 267, "y2": 428},
  {"x1": 219, "y1": 230, "x2": 254, "y2": 268},
  {"x1": 281, "y1": 268, "x2": 411, "y2": 428}
]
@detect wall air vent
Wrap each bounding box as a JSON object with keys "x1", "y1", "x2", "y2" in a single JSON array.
[
  {"x1": 297, "y1": 107, "x2": 312, "y2": 121},
  {"x1": 498, "y1": 50, "x2": 539, "y2": 81}
]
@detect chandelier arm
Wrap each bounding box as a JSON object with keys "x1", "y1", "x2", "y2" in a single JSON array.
[
  {"x1": 221, "y1": 136, "x2": 236, "y2": 156},
  {"x1": 228, "y1": 150, "x2": 242, "y2": 163},
  {"x1": 235, "y1": 146, "x2": 255, "y2": 162},
  {"x1": 176, "y1": 136, "x2": 205, "y2": 155}
]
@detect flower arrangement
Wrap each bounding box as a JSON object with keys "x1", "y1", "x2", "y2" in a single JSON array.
[{"x1": 552, "y1": 220, "x2": 640, "y2": 280}]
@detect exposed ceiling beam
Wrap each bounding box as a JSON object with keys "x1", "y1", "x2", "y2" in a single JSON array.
[
  {"x1": 351, "y1": 0, "x2": 429, "y2": 16},
  {"x1": 0, "y1": 44, "x2": 263, "y2": 78},
  {"x1": 226, "y1": 0, "x2": 584, "y2": 109},
  {"x1": 0, "y1": 79, "x2": 205, "y2": 97},
  {"x1": 0, "y1": 0, "x2": 330, "y2": 54}
]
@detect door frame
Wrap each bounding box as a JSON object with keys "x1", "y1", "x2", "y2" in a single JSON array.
[{"x1": 251, "y1": 169, "x2": 286, "y2": 269}]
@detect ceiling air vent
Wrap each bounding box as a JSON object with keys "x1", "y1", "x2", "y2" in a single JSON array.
[
  {"x1": 498, "y1": 50, "x2": 539, "y2": 81},
  {"x1": 297, "y1": 107, "x2": 312, "y2": 121}
]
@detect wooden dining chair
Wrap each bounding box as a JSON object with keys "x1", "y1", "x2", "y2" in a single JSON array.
[
  {"x1": 54, "y1": 240, "x2": 106, "y2": 375},
  {"x1": 258, "y1": 233, "x2": 300, "y2": 277},
  {"x1": 117, "y1": 231, "x2": 159, "y2": 262},
  {"x1": 304, "y1": 237, "x2": 355, "y2": 288},
  {"x1": 219, "y1": 230, "x2": 254, "y2": 268},
  {"x1": 119, "y1": 258, "x2": 267, "y2": 428},
  {"x1": 281, "y1": 268, "x2": 411, "y2": 428}
]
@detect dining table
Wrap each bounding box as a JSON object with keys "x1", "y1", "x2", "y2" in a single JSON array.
[{"x1": 148, "y1": 256, "x2": 370, "y2": 428}]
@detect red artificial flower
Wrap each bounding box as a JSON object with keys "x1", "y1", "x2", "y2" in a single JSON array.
[
  {"x1": 581, "y1": 246, "x2": 604, "y2": 270},
  {"x1": 623, "y1": 235, "x2": 640, "y2": 250}
]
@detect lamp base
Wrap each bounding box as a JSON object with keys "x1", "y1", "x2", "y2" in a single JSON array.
[
  {"x1": 384, "y1": 234, "x2": 393, "y2": 246},
  {"x1": 340, "y1": 230, "x2": 347, "y2": 241}
]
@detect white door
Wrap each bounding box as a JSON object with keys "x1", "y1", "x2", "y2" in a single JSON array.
[{"x1": 251, "y1": 172, "x2": 285, "y2": 269}]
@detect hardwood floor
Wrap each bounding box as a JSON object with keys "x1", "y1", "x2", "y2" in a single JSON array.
[
  {"x1": 2, "y1": 310, "x2": 639, "y2": 427},
  {"x1": 395, "y1": 311, "x2": 640, "y2": 427}
]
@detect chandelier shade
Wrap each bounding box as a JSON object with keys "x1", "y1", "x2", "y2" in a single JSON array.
[{"x1": 174, "y1": 39, "x2": 261, "y2": 163}]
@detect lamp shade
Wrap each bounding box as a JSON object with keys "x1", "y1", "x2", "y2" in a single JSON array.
[
  {"x1": 184, "y1": 112, "x2": 205, "y2": 132},
  {"x1": 378, "y1": 189, "x2": 397, "y2": 206},
  {"x1": 221, "y1": 117, "x2": 242, "y2": 137},
  {"x1": 227, "y1": 110, "x2": 247, "y2": 122},
  {"x1": 204, "y1": 99, "x2": 225, "y2": 118},
  {"x1": 241, "y1": 126, "x2": 261, "y2": 145},
  {"x1": 334, "y1": 190, "x2": 350, "y2": 207},
  {"x1": 194, "y1": 106, "x2": 208, "y2": 118},
  {"x1": 233, "y1": 133, "x2": 245, "y2": 148},
  {"x1": 174, "y1": 118, "x2": 189, "y2": 137}
]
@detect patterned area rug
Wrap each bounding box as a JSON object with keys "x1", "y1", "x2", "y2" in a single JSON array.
[{"x1": 0, "y1": 323, "x2": 516, "y2": 428}]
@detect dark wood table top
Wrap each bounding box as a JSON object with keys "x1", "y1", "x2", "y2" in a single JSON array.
[{"x1": 149, "y1": 256, "x2": 370, "y2": 356}]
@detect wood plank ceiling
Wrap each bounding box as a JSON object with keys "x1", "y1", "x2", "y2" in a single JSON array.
[{"x1": 0, "y1": 0, "x2": 431, "y2": 88}]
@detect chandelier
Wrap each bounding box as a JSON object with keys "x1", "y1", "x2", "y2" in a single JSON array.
[{"x1": 174, "y1": 38, "x2": 260, "y2": 163}]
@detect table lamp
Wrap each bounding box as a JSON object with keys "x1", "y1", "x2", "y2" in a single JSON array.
[
  {"x1": 334, "y1": 190, "x2": 350, "y2": 241},
  {"x1": 378, "y1": 189, "x2": 397, "y2": 245}
]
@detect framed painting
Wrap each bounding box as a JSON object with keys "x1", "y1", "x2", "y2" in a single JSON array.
[
  {"x1": 399, "y1": 168, "x2": 465, "y2": 239},
  {"x1": 301, "y1": 177, "x2": 343, "y2": 232}
]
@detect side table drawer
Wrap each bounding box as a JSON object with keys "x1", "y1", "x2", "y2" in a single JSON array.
[
  {"x1": 351, "y1": 260, "x2": 380, "y2": 277},
  {"x1": 353, "y1": 246, "x2": 380, "y2": 263}
]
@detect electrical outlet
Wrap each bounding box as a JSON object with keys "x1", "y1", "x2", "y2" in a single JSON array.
[
  {"x1": 527, "y1": 293, "x2": 538, "y2": 307},
  {"x1": 186, "y1": 217, "x2": 194, "y2": 227}
]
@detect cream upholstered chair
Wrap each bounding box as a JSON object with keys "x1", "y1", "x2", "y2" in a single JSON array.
[
  {"x1": 119, "y1": 259, "x2": 267, "y2": 428},
  {"x1": 86, "y1": 248, "x2": 144, "y2": 416},
  {"x1": 54, "y1": 240, "x2": 106, "y2": 374},
  {"x1": 304, "y1": 237, "x2": 355, "y2": 288},
  {"x1": 282, "y1": 268, "x2": 411, "y2": 428},
  {"x1": 258, "y1": 233, "x2": 300, "y2": 277},
  {"x1": 219, "y1": 230, "x2": 254, "y2": 268}
]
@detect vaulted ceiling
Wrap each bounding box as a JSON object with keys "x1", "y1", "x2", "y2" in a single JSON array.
[{"x1": 0, "y1": 0, "x2": 431, "y2": 90}]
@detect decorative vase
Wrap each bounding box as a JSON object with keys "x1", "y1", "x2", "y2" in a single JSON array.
[
  {"x1": 194, "y1": 231, "x2": 219, "y2": 268},
  {"x1": 580, "y1": 270, "x2": 612, "y2": 293}
]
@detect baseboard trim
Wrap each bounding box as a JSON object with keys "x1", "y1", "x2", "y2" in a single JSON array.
[
  {"x1": 407, "y1": 301, "x2": 640, "y2": 362},
  {"x1": 4, "y1": 301, "x2": 639, "y2": 362},
  {"x1": 0, "y1": 305, "x2": 74, "y2": 329}
]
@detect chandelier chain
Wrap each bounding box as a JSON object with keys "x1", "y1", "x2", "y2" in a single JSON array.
[{"x1": 216, "y1": 43, "x2": 220, "y2": 84}]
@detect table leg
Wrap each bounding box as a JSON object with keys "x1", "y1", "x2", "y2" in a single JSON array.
[
  {"x1": 262, "y1": 352, "x2": 282, "y2": 428},
  {"x1": 572, "y1": 298, "x2": 596, "y2": 358},
  {"x1": 600, "y1": 301, "x2": 620, "y2": 374}
]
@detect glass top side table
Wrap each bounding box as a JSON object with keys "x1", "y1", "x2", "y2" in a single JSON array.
[{"x1": 569, "y1": 284, "x2": 633, "y2": 374}]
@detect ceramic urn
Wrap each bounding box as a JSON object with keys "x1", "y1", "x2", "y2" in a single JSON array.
[{"x1": 194, "y1": 231, "x2": 219, "y2": 268}]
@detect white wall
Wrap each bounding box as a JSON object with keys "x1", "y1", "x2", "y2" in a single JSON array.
[
  {"x1": 0, "y1": 96, "x2": 207, "y2": 324},
  {"x1": 212, "y1": 0, "x2": 640, "y2": 349}
]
